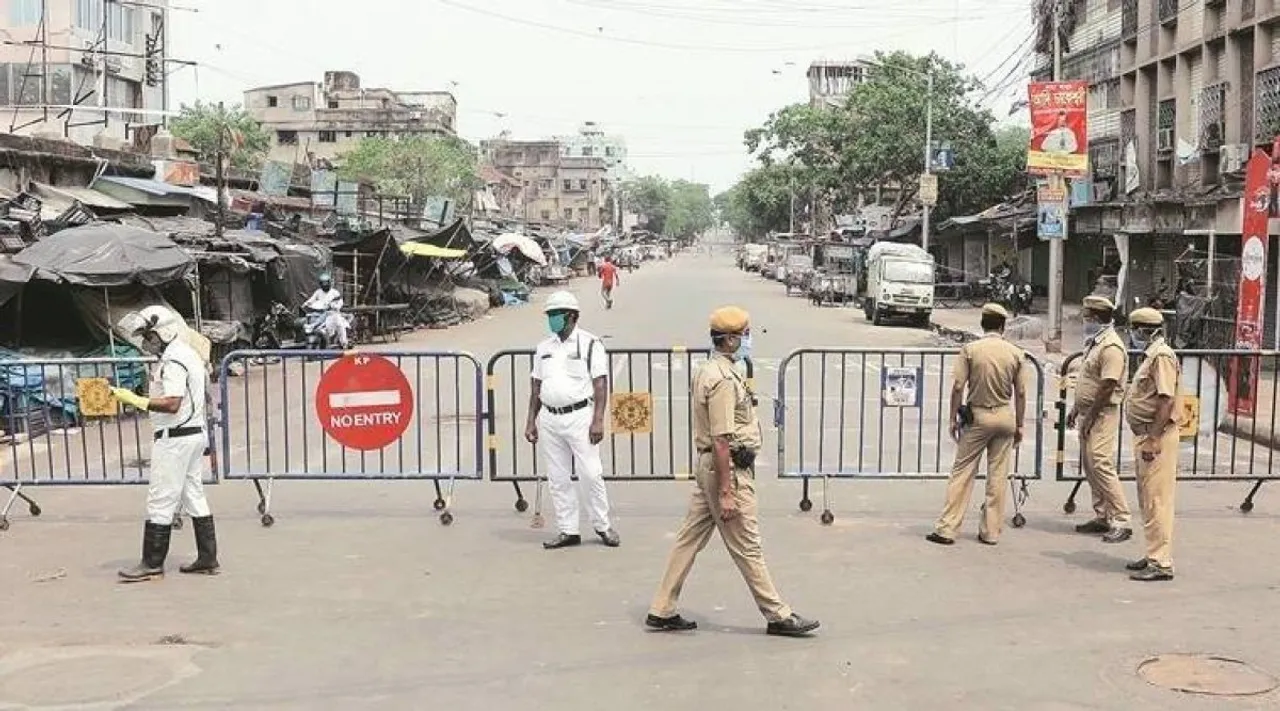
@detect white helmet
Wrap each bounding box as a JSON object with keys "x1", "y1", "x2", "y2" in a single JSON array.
[
  {"x1": 544, "y1": 290, "x2": 580, "y2": 313},
  {"x1": 133, "y1": 305, "x2": 184, "y2": 344}
]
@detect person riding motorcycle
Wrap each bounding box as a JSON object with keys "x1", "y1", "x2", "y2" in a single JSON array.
[{"x1": 301, "y1": 273, "x2": 350, "y2": 349}]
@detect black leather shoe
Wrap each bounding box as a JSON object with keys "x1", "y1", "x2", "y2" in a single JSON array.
[
  {"x1": 925, "y1": 533, "x2": 955, "y2": 546},
  {"x1": 766, "y1": 614, "x2": 820, "y2": 637},
  {"x1": 542, "y1": 533, "x2": 582, "y2": 550},
  {"x1": 645, "y1": 614, "x2": 697, "y2": 631},
  {"x1": 596, "y1": 528, "x2": 621, "y2": 547},
  {"x1": 1130, "y1": 565, "x2": 1174, "y2": 582},
  {"x1": 1125, "y1": 558, "x2": 1151, "y2": 571},
  {"x1": 1075, "y1": 519, "x2": 1110, "y2": 534},
  {"x1": 1101, "y1": 527, "x2": 1133, "y2": 544}
]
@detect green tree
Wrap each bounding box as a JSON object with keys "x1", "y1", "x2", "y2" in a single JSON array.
[
  {"x1": 665, "y1": 180, "x2": 714, "y2": 240},
  {"x1": 715, "y1": 163, "x2": 797, "y2": 239},
  {"x1": 170, "y1": 101, "x2": 270, "y2": 171},
  {"x1": 622, "y1": 175, "x2": 674, "y2": 233},
  {"x1": 338, "y1": 135, "x2": 480, "y2": 206},
  {"x1": 745, "y1": 50, "x2": 1025, "y2": 223}
]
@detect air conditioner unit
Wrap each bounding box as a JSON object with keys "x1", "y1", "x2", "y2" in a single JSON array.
[
  {"x1": 1221, "y1": 144, "x2": 1247, "y2": 172},
  {"x1": 1157, "y1": 128, "x2": 1174, "y2": 152}
]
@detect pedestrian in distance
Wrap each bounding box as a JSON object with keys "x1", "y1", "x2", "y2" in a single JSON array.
[
  {"x1": 1067, "y1": 294, "x2": 1133, "y2": 543},
  {"x1": 1123, "y1": 307, "x2": 1182, "y2": 582},
  {"x1": 113, "y1": 306, "x2": 220, "y2": 582},
  {"x1": 524, "y1": 290, "x2": 621, "y2": 550},
  {"x1": 599, "y1": 256, "x2": 620, "y2": 310},
  {"x1": 645, "y1": 306, "x2": 819, "y2": 637},
  {"x1": 928, "y1": 303, "x2": 1027, "y2": 547}
]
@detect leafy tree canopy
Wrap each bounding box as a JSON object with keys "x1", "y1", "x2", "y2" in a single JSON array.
[
  {"x1": 738, "y1": 50, "x2": 1027, "y2": 227},
  {"x1": 338, "y1": 134, "x2": 480, "y2": 206},
  {"x1": 622, "y1": 175, "x2": 714, "y2": 240},
  {"x1": 170, "y1": 101, "x2": 271, "y2": 171}
]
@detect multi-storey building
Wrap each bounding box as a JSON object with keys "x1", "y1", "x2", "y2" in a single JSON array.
[
  {"x1": 480, "y1": 136, "x2": 609, "y2": 230},
  {"x1": 1044, "y1": 0, "x2": 1280, "y2": 344},
  {"x1": 554, "y1": 122, "x2": 630, "y2": 184},
  {"x1": 0, "y1": 0, "x2": 170, "y2": 147},
  {"x1": 244, "y1": 70, "x2": 457, "y2": 167},
  {"x1": 807, "y1": 59, "x2": 872, "y2": 109}
]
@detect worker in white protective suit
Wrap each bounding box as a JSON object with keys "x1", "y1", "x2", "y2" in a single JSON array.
[
  {"x1": 523, "y1": 290, "x2": 621, "y2": 550},
  {"x1": 113, "y1": 306, "x2": 220, "y2": 582},
  {"x1": 302, "y1": 272, "x2": 350, "y2": 349}
]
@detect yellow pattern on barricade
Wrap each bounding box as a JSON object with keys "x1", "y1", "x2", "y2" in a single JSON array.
[
  {"x1": 76, "y1": 378, "x2": 118, "y2": 418},
  {"x1": 610, "y1": 392, "x2": 654, "y2": 434}
]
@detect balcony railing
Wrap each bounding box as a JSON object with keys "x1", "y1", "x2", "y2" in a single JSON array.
[
  {"x1": 1199, "y1": 83, "x2": 1227, "y2": 151},
  {"x1": 1158, "y1": 0, "x2": 1178, "y2": 25}
]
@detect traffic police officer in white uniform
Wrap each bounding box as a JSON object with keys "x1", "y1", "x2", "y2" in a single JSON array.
[
  {"x1": 114, "y1": 306, "x2": 220, "y2": 582},
  {"x1": 524, "y1": 290, "x2": 621, "y2": 549}
]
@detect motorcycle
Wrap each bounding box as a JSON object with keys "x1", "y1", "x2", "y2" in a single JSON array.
[
  {"x1": 302, "y1": 307, "x2": 350, "y2": 350},
  {"x1": 1007, "y1": 280, "x2": 1034, "y2": 315}
]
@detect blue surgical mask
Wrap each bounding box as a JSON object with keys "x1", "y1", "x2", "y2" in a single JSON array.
[
  {"x1": 733, "y1": 334, "x2": 753, "y2": 361},
  {"x1": 547, "y1": 313, "x2": 568, "y2": 334},
  {"x1": 1128, "y1": 331, "x2": 1148, "y2": 350},
  {"x1": 1082, "y1": 320, "x2": 1103, "y2": 342}
]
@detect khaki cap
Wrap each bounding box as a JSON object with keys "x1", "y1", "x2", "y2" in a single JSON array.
[
  {"x1": 981, "y1": 302, "x2": 1011, "y2": 319},
  {"x1": 1128, "y1": 307, "x2": 1164, "y2": 326},
  {"x1": 1082, "y1": 294, "x2": 1115, "y2": 311},
  {"x1": 709, "y1": 306, "x2": 750, "y2": 334}
]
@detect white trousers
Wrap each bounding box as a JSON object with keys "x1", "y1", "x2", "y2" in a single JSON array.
[
  {"x1": 147, "y1": 434, "x2": 211, "y2": 525},
  {"x1": 322, "y1": 311, "x2": 350, "y2": 348},
  {"x1": 538, "y1": 406, "x2": 611, "y2": 535}
]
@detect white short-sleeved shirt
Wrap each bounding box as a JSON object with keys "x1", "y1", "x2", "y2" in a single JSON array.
[
  {"x1": 149, "y1": 338, "x2": 208, "y2": 431},
  {"x1": 532, "y1": 327, "x2": 608, "y2": 408}
]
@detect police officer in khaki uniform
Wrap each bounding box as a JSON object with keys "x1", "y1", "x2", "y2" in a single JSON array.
[
  {"x1": 1123, "y1": 307, "x2": 1180, "y2": 582},
  {"x1": 928, "y1": 303, "x2": 1026, "y2": 546},
  {"x1": 645, "y1": 306, "x2": 819, "y2": 637},
  {"x1": 1067, "y1": 295, "x2": 1133, "y2": 542}
]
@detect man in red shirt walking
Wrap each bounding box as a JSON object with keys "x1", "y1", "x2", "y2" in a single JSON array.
[{"x1": 599, "y1": 257, "x2": 620, "y2": 310}]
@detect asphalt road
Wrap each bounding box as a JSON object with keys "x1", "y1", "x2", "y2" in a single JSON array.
[{"x1": 1, "y1": 247, "x2": 1279, "y2": 710}]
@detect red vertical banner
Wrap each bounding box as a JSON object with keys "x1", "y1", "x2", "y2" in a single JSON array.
[{"x1": 1228, "y1": 150, "x2": 1271, "y2": 416}]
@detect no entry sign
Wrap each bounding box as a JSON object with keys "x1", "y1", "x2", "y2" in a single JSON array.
[{"x1": 316, "y1": 354, "x2": 413, "y2": 451}]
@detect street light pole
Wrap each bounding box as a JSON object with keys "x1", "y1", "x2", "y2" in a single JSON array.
[
  {"x1": 1046, "y1": 0, "x2": 1066, "y2": 351},
  {"x1": 922, "y1": 72, "x2": 934, "y2": 252}
]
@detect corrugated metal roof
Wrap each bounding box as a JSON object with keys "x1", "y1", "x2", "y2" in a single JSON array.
[
  {"x1": 32, "y1": 182, "x2": 133, "y2": 211},
  {"x1": 98, "y1": 175, "x2": 204, "y2": 197}
]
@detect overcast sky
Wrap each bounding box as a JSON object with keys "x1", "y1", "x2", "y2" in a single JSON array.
[{"x1": 169, "y1": 0, "x2": 1034, "y2": 193}]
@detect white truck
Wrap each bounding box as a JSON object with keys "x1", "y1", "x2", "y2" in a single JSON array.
[{"x1": 861, "y1": 242, "x2": 936, "y2": 327}]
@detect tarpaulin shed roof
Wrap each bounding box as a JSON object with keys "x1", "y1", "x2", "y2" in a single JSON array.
[
  {"x1": 32, "y1": 182, "x2": 133, "y2": 212},
  {"x1": 400, "y1": 242, "x2": 467, "y2": 259},
  {"x1": 13, "y1": 223, "x2": 195, "y2": 287}
]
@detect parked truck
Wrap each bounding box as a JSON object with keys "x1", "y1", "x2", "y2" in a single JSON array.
[{"x1": 861, "y1": 242, "x2": 936, "y2": 327}]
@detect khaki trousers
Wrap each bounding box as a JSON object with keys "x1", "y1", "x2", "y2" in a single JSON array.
[
  {"x1": 1079, "y1": 405, "x2": 1131, "y2": 526},
  {"x1": 648, "y1": 455, "x2": 791, "y2": 623},
  {"x1": 1133, "y1": 426, "x2": 1180, "y2": 569},
  {"x1": 935, "y1": 405, "x2": 1016, "y2": 541}
]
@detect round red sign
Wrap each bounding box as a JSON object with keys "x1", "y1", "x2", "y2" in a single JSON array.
[{"x1": 315, "y1": 354, "x2": 414, "y2": 451}]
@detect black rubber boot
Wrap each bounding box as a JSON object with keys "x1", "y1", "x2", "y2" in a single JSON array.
[
  {"x1": 179, "y1": 516, "x2": 220, "y2": 575},
  {"x1": 118, "y1": 522, "x2": 172, "y2": 583}
]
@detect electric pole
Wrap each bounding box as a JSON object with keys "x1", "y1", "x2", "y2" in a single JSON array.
[
  {"x1": 1046, "y1": 0, "x2": 1066, "y2": 352},
  {"x1": 215, "y1": 102, "x2": 226, "y2": 238},
  {"x1": 922, "y1": 72, "x2": 934, "y2": 252}
]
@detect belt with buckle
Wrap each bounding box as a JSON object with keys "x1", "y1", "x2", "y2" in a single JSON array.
[
  {"x1": 154, "y1": 426, "x2": 205, "y2": 441},
  {"x1": 544, "y1": 399, "x2": 591, "y2": 415}
]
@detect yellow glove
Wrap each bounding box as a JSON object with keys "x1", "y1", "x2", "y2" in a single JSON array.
[{"x1": 111, "y1": 387, "x2": 150, "y2": 411}]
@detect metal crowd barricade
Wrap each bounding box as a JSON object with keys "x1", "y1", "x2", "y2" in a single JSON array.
[
  {"x1": 1053, "y1": 348, "x2": 1277, "y2": 515},
  {"x1": 484, "y1": 347, "x2": 755, "y2": 513},
  {"x1": 774, "y1": 347, "x2": 1046, "y2": 525},
  {"x1": 218, "y1": 349, "x2": 484, "y2": 527},
  {"x1": 0, "y1": 355, "x2": 202, "y2": 531}
]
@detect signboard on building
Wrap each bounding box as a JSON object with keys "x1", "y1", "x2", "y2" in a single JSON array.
[
  {"x1": 919, "y1": 174, "x2": 938, "y2": 207},
  {"x1": 259, "y1": 160, "x2": 292, "y2": 197},
  {"x1": 1027, "y1": 81, "x2": 1089, "y2": 176},
  {"x1": 1036, "y1": 179, "x2": 1067, "y2": 239},
  {"x1": 1228, "y1": 150, "x2": 1271, "y2": 416}
]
